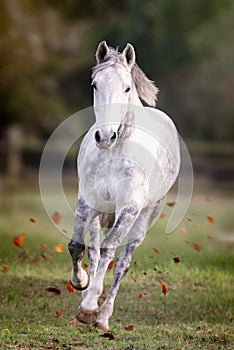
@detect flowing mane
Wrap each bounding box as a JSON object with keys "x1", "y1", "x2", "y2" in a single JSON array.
[{"x1": 92, "y1": 48, "x2": 159, "y2": 107}]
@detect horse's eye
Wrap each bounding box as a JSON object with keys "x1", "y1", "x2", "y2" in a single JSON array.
[
  {"x1": 125, "y1": 86, "x2": 131, "y2": 93},
  {"x1": 91, "y1": 81, "x2": 97, "y2": 90}
]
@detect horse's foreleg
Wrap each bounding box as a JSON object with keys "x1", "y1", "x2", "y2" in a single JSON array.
[
  {"x1": 76, "y1": 201, "x2": 141, "y2": 324},
  {"x1": 94, "y1": 204, "x2": 162, "y2": 330},
  {"x1": 68, "y1": 195, "x2": 97, "y2": 291}
]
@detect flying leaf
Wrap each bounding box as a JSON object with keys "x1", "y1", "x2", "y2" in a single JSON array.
[
  {"x1": 138, "y1": 293, "x2": 143, "y2": 299},
  {"x1": 1, "y1": 265, "x2": 8, "y2": 273},
  {"x1": 153, "y1": 248, "x2": 160, "y2": 254},
  {"x1": 40, "y1": 243, "x2": 47, "y2": 249},
  {"x1": 160, "y1": 213, "x2": 166, "y2": 219},
  {"x1": 83, "y1": 263, "x2": 89, "y2": 269},
  {"x1": 55, "y1": 243, "x2": 63, "y2": 253},
  {"x1": 207, "y1": 235, "x2": 212, "y2": 240},
  {"x1": 29, "y1": 217, "x2": 36, "y2": 223},
  {"x1": 167, "y1": 201, "x2": 176, "y2": 207},
  {"x1": 66, "y1": 282, "x2": 75, "y2": 293},
  {"x1": 55, "y1": 311, "x2": 62, "y2": 318},
  {"x1": 143, "y1": 272, "x2": 147, "y2": 275},
  {"x1": 40, "y1": 254, "x2": 50, "y2": 261},
  {"x1": 181, "y1": 227, "x2": 187, "y2": 234},
  {"x1": 160, "y1": 281, "x2": 167, "y2": 295},
  {"x1": 173, "y1": 256, "x2": 180, "y2": 263},
  {"x1": 46, "y1": 287, "x2": 61, "y2": 295},
  {"x1": 13, "y1": 233, "x2": 26, "y2": 248},
  {"x1": 108, "y1": 260, "x2": 115, "y2": 270},
  {"x1": 51, "y1": 211, "x2": 61, "y2": 225},
  {"x1": 192, "y1": 243, "x2": 201, "y2": 252},
  {"x1": 31, "y1": 259, "x2": 38, "y2": 264},
  {"x1": 124, "y1": 325, "x2": 135, "y2": 331},
  {"x1": 206, "y1": 216, "x2": 214, "y2": 225},
  {"x1": 100, "y1": 332, "x2": 115, "y2": 340}
]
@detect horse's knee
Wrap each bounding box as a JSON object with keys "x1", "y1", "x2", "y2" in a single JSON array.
[{"x1": 68, "y1": 240, "x2": 85, "y2": 260}]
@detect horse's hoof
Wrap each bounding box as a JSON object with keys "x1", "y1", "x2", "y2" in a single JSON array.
[
  {"x1": 70, "y1": 275, "x2": 90, "y2": 291},
  {"x1": 76, "y1": 306, "x2": 98, "y2": 324},
  {"x1": 94, "y1": 321, "x2": 109, "y2": 331}
]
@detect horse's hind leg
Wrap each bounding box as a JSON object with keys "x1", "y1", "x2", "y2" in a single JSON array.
[{"x1": 68, "y1": 194, "x2": 97, "y2": 291}]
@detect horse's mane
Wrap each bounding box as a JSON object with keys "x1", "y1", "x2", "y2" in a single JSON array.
[{"x1": 92, "y1": 48, "x2": 159, "y2": 107}]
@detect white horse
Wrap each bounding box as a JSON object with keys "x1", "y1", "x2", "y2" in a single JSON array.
[{"x1": 68, "y1": 41, "x2": 180, "y2": 331}]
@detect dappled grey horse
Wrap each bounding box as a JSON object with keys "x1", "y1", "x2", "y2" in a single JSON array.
[{"x1": 68, "y1": 41, "x2": 180, "y2": 330}]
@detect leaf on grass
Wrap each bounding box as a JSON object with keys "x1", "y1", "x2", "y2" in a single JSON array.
[
  {"x1": 16, "y1": 274, "x2": 23, "y2": 280},
  {"x1": 55, "y1": 311, "x2": 62, "y2": 318},
  {"x1": 51, "y1": 211, "x2": 61, "y2": 225},
  {"x1": 46, "y1": 287, "x2": 61, "y2": 295},
  {"x1": 69, "y1": 319, "x2": 76, "y2": 325},
  {"x1": 29, "y1": 217, "x2": 36, "y2": 223},
  {"x1": 124, "y1": 325, "x2": 134, "y2": 331},
  {"x1": 83, "y1": 263, "x2": 89, "y2": 269},
  {"x1": 100, "y1": 332, "x2": 115, "y2": 340},
  {"x1": 55, "y1": 243, "x2": 63, "y2": 253},
  {"x1": 143, "y1": 272, "x2": 147, "y2": 275},
  {"x1": 192, "y1": 243, "x2": 201, "y2": 252},
  {"x1": 66, "y1": 282, "x2": 75, "y2": 293},
  {"x1": 167, "y1": 201, "x2": 176, "y2": 207},
  {"x1": 207, "y1": 235, "x2": 212, "y2": 240},
  {"x1": 160, "y1": 281, "x2": 167, "y2": 295},
  {"x1": 31, "y1": 259, "x2": 38, "y2": 264},
  {"x1": 40, "y1": 243, "x2": 47, "y2": 249},
  {"x1": 1, "y1": 265, "x2": 9, "y2": 273},
  {"x1": 40, "y1": 254, "x2": 50, "y2": 261},
  {"x1": 206, "y1": 216, "x2": 214, "y2": 225},
  {"x1": 153, "y1": 248, "x2": 160, "y2": 254},
  {"x1": 173, "y1": 256, "x2": 180, "y2": 263},
  {"x1": 108, "y1": 260, "x2": 115, "y2": 270},
  {"x1": 138, "y1": 293, "x2": 143, "y2": 299},
  {"x1": 13, "y1": 233, "x2": 26, "y2": 248}
]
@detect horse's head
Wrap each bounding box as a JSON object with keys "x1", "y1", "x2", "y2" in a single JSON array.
[{"x1": 92, "y1": 41, "x2": 137, "y2": 149}]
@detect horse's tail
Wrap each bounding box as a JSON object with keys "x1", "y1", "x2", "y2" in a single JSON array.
[{"x1": 99, "y1": 213, "x2": 115, "y2": 229}]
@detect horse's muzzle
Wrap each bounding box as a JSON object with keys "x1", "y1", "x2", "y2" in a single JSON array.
[{"x1": 95, "y1": 130, "x2": 117, "y2": 149}]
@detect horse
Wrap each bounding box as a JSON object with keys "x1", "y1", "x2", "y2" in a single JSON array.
[{"x1": 68, "y1": 41, "x2": 180, "y2": 331}]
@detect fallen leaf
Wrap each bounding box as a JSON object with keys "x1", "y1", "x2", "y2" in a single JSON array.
[
  {"x1": 138, "y1": 293, "x2": 143, "y2": 299},
  {"x1": 55, "y1": 243, "x2": 63, "y2": 253},
  {"x1": 13, "y1": 233, "x2": 26, "y2": 248},
  {"x1": 108, "y1": 260, "x2": 115, "y2": 270},
  {"x1": 167, "y1": 201, "x2": 176, "y2": 207},
  {"x1": 160, "y1": 281, "x2": 167, "y2": 295},
  {"x1": 207, "y1": 235, "x2": 212, "y2": 240},
  {"x1": 83, "y1": 263, "x2": 89, "y2": 269},
  {"x1": 192, "y1": 243, "x2": 201, "y2": 252},
  {"x1": 173, "y1": 256, "x2": 180, "y2": 263},
  {"x1": 16, "y1": 274, "x2": 23, "y2": 280},
  {"x1": 55, "y1": 311, "x2": 62, "y2": 318},
  {"x1": 51, "y1": 211, "x2": 61, "y2": 225},
  {"x1": 31, "y1": 259, "x2": 38, "y2": 264},
  {"x1": 69, "y1": 319, "x2": 76, "y2": 325},
  {"x1": 206, "y1": 216, "x2": 214, "y2": 225},
  {"x1": 124, "y1": 325, "x2": 134, "y2": 331},
  {"x1": 1, "y1": 265, "x2": 8, "y2": 273},
  {"x1": 66, "y1": 282, "x2": 75, "y2": 293},
  {"x1": 29, "y1": 218, "x2": 36, "y2": 223},
  {"x1": 40, "y1": 243, "x2": 47, "y2": 249},
  {"x1": 40, "y1": 254, "x2": 50, "y2": 261},
  {"x1": 153, "y1": 248, "x2": 160, "y2": 254},
  {"x1": 143, "y1": 272, "x2": 147, "y2": 275},
  {"x1": 100, "y1": 332, "x2": 115, "y2": 340},
  {"x1": 46, "y1": 287, "x2": 61, "y2": 295}
]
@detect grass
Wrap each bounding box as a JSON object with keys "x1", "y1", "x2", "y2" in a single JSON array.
[{"x1": 0, "y1": 183, "x2": 234, "y2": 349}]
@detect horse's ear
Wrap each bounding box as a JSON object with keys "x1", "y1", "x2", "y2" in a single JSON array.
[
  {"x1": 96, "y1": 41, "x2": 109, "y2": 63},
  {"x1": 122, "y1": 43, "x2": 135, "y2": 68}
]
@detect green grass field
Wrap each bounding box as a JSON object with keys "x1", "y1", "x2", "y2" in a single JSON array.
[{"x1": 0, "y1": 184, "x2": 233, "y2": 349}]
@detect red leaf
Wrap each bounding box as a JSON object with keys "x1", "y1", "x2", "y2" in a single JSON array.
[
  {"x1": 206, "y1": 216, "x2": 214, "y2": 225},
  {"x1": 46, "y1": 287, "x2": 61, "y2": 295},
  {"x1": 40, "y1": 254, "x2": 50, "y2": 261},
  {"x1": 1, "y1": 265, "x2": 9, "y2": 273},
  {"x1": 51, "y1": 211, "x2": 61, "y2": 225},
  {"x1": 192, "y1": 243, "x2": 201, "y2": 252},
  {"x1": 69, "y1": 319, "x2": 76, "y2": 325},
  {"x1": 31, "y1": 259, "x2": 38, "y2": 264},
  {"x1": 40, "y1": 243, "x2": 47, "y2": 249},
  {"x1": 55, "y1": 311, "x2": 62, "y2": 318},
  {"x1": 66, "y1": 282, "x2": 75, "y2": 293},
  {"x1": 153, "y1": 248, "x2": 160, "y2": 254},
  {"x1": 181, "y1": 227, "x2": 187, "y2": 234},
  {"x1": 167, "y1": 201, "x2": 176, "y2": 207},
  {"x1": 100, "y1": 332, "x2": 115, "y2": 340},
  {"x1": 55, "y1": 243, "x2": 63, "y2": 253},
  {"x1": 138, "y1": 293, "x2": 143, "y2": 299},
  {"x1": 83, "y1": 263, "x2": 89, "y2": 269},
  {"x1": 160, "y1": 281, "x2": 167, "y2": 295},
  {"x1": 124, "y1": 325, "x2": 135, "y2": 331},
  {"x1": 108, "y1": 260, "x2": 115, "y2": 270},
  {"x1": 29, "y1": 217, "x2": 36, "y2": 223},
  {"x1": 13, "y1": 233, "x2": 26, "y2": 248},
  {"x1": 173, "y1": 256, "x2": 180, "y2": 263}
]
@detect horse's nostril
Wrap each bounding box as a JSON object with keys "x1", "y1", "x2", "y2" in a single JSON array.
[
  {"x1": 95, "y1": 130, "x2": 101, "y2": 143},
  {"x1": 110, "y1": 132, "x2": 116, "y2": 142}
]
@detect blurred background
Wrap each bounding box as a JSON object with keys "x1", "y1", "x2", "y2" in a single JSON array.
[{"x1": 0, "y1": 0, "x2": 234, "y2": 199}]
